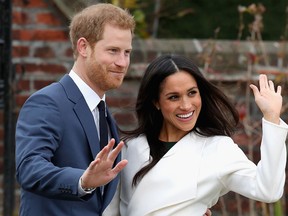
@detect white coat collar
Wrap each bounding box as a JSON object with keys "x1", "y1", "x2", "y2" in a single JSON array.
[{"x1": 126, "y1": 132, "x2": 207, "y2": 215}]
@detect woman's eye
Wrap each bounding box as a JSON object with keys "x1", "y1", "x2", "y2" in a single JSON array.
[
  {"x1": 168, "y1": 95, "x2": 178, "y2": 100},
  {"x1": 188, "y1": 90, "x2": 197, "y2": 96}
]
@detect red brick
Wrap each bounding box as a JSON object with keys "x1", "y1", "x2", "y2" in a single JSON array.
[
  {"x1": 0, "y1": 112, "x2": 3, "y2": 125},
  {"x1": 65, "y1": 47, "x2": 73, "y2": 58},
  {"x1": 12, "y1": 29, "x2": 69, "y2": 41},
  {"x1": 15, "y1": 64, "x2": 27, "y2": 74},
  {"x1": 0, "y1": 158, "x2": 3, "y2": 173},
  {"x1": 0, "y1": 128, "x2": 4, "y2": 141},
  {"x1": 12, "y1": 45, "x2": 30, "y2": 58},
  {"x1": 34, "y1": 46, "x2": 55, "y2": 58},
  {"x1": 0, "y1": 145, "x2": 3, "y2": 157},
  {"x1": 17, "y1": 80, "x2": 30, "y2": 92},
  {"x1": 36, "y1": 12, "x2": 62, "y2": 26},
  {"x1": 16, "y1": 63, "x2": 38, "y2": 73},
  {"x1": 13, "y1": 0, "x2": 48, "y2": 8},
  {"x1": 12, "y1": 11, "x2": 29, "y2": 25},
  {"x1": 15, "y1": 95, "x2": 29, "y2": 107},
  {"x1": 16, "y1": 63, "x2": 67, "y2": 74},
  {"x1": 34, "y1": 80, "x2": 54, "y2": 90},
  {"x1": 38, "y1": 64, "x2": 67, "y2": 74}
]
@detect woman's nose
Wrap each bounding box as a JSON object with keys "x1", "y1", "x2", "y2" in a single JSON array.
[{"x1": 180, "y1": 97, "x2": 192, "y2": 110}]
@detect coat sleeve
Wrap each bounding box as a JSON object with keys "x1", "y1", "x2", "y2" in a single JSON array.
[{"x1": 218, "y1": 118, "x2": 288, "y2": 203}]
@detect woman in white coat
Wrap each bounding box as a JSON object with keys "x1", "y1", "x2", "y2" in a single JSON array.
[{"x1": 105, "y1": 54, "x2": 288, "y2": 215}]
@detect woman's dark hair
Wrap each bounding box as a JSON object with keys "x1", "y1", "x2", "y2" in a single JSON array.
[{"x1": 122, "y1": 54, "x2": 239, "y2": 186}]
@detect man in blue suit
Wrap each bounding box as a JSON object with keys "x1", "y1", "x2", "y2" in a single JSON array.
[{"x1": 15, "y1": 3, "x2": 135, "y2": 216}]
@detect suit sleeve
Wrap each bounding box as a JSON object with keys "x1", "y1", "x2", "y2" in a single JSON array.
[{"x1": 15, "y1": 93, "x2": 86, "y2": 200}]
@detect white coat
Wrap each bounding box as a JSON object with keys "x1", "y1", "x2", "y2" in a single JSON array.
[{"x1": 104, "y1": 119, "x2": 288, "y2": 216}]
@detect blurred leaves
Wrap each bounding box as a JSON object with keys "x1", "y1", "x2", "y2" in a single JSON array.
[
  {"x1": 110, "y1": 0, "x2": 149, "y2": 38},
  {"x1": 274, "y1": 200, "x2": 283, "y2": 216}
]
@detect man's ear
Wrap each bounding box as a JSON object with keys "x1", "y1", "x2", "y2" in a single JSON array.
[{"x1": 77, "y1": 37, "x2": 89, "y2": 57}]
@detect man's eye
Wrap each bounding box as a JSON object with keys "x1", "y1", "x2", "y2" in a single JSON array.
[{"x1": 125, "y1": 50, "x2": 131, "y2": 56}]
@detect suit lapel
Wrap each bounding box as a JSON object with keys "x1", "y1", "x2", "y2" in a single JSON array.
[
  {"x1": 74, "y1": 102, "x2": 100, "y2": 157},
  {"x1": 60, "y1": 75, "x2": 120, "y2": 208},
  {"x1": 59, "y1": 74, "x2": 100, "y2": 158}
]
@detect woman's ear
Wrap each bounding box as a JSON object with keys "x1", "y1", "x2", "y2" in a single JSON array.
[{"x1": 154, "y1": 101, "x2": 160, "y2": 110}]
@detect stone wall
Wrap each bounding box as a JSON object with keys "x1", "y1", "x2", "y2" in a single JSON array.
[{"x1": 4, "y1": 0, "x2": 288, "y2": 215}]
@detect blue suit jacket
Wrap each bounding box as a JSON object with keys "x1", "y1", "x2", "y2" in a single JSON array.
[{"x1": 15, "y1": 74, "x2": 121, "y2": 216}]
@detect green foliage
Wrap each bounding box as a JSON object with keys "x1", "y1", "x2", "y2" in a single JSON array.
[
  {"x1": 108, "y1": 0, "x2": 288, "y2": 40},
  {"x1": 274, "y1": 200, "x2": 283, "y2": 216},
  {"x1": 129, "y1": 0, "x2": 287, "y2": 40},
  {"x1": 133, "y1": 9, "x2": 149, "y2": 38},
  {"x1": 109, "y1": 0, "x2": 149, "y2": 38},
  {"x1": 156, "y1": 0, "x2": 287, "y2": 40}
]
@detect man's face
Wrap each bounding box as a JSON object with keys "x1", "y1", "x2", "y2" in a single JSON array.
[{"x1": 85, "y1": 24, "x2": 133, "y2": 96}]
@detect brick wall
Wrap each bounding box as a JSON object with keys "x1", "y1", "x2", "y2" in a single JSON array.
[{"x1": 5, "y1": 0, "x2": 288, "y2": 215}]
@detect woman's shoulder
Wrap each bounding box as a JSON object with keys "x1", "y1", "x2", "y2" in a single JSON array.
[
  {"x1": 123, "y1": 134, "x2": 150, "y2": 160},
  {"x1": 125, "y1": 134, "x2": 146, "y2": 142},
  {"x1": 124, "y1": 134, "x2": 148, "y2": 149},
  {"x1": 192, "y1": 131, "x2": 233, "y2": 143}
]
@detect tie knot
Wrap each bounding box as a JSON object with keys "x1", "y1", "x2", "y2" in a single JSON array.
[{"x1": 98, "y1": 100, "x2": 106, "y2": 111}]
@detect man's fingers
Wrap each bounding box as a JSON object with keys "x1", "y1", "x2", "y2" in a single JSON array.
[
  {"x1": 268, "y1": 80, "x2": 275, "y2": 91},
  {"x1": 88, "y1": 158, "x2": 100, "y2": 170},
  {"x1": 277, "y1": 85, "x2": 282, "y2": 94},
  {"x1": 106, "y1": 138, "x2": 116, "y2": 149},
  {"x1": 111, "y1": 159, "x2": 128, "y2": 174},
  {"x1": 108, "y1": 141, "x2": 124, "y2": 161},
  {"x1": 96, "y1": 139, "x2": 116, "y2": 159}
]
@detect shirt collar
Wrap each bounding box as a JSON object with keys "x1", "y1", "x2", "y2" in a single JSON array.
[{"x1": 69, "y1": 70, "x2": 105, "y2": 112}]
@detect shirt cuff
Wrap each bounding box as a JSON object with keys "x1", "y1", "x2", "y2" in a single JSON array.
[{"x1": 78, "y1": 177, "x2": 96, "y2": 197}]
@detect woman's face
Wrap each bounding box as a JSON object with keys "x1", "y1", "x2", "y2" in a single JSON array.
[{"x1": 155, "y1": 70, "x2": 202, "y2": 142}]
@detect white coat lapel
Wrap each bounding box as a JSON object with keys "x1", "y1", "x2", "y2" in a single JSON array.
[{"x1": 127, "y1": 132, "x2": 207, "y2": 215}]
